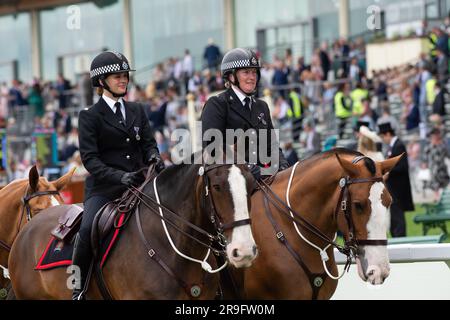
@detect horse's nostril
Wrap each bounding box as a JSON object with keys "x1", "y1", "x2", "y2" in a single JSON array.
[
  {"x1": 252, "y1": 245, "x2": 257, "y2": 256},
  {"x1": 232, "y1": 248, "x2": 239, "y2": 258},
  {"x1": 367, "y1": 269, "x2": 375, "y2": 276}
]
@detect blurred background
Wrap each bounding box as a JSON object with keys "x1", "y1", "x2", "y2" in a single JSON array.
[{"x1": 0, "y1": 0, "x2": 449, "y2": 239}]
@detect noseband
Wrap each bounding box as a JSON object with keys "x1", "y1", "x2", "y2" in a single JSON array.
[{"x1": 335, "y1": 156, "x2": 388, "y2": 256}]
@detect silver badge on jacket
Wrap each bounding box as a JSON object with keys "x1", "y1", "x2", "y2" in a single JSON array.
[{"x1": 134, "y1": 126, "x2": 141, "y2": 141}]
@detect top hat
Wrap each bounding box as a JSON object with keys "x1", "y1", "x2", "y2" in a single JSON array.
[{"x1": 378, "y1": 122, "x2": 394, "y2": 135}]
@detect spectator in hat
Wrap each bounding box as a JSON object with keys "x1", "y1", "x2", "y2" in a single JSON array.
[
  {"x1": 357, "y1": 125, "x2": 384, "y2": 161},
  {"x1": 422, "y1": 128, "x2": 450, "y2": 202},
  {"x1": 301, "y1": 118, "x2": 321, "y2": 159},
  {"x1": 346, "y1": 120, "x2": 370, "y2": 151},
  {"x1": 283, "y1": 142, "x2": 299, "y2": 166},
  {"x1": 378, "y1": 122, "x2": 415, "y2": 237}
]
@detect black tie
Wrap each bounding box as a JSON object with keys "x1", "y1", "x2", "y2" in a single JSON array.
[
  {"x1": 244, "y1": 97, "x2": 251, "y2": 111},
  {"x1": 114, "y1": 102, "x2": 124, "y2": 125}
]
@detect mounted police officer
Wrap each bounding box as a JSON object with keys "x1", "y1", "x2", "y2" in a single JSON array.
[
  {"x1": 72, "y1": 51, "x2": 165, "y2": 300},
  {"x1": 201, "y1": 48, "x2": 289, "y2": 178}
]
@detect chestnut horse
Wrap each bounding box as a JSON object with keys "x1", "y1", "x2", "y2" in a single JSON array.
[
  {"x1": 241, "y1": 149, "x2": 401, "y2": 299},
  {"x1": 8, "y1": 163, "x2": 257, "y2": 299},
  {"x1": 0, "y1": 166, "x2": 74, "y2": 298}
]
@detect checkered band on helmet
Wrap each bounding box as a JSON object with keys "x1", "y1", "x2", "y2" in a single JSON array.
[
  {"x1": 90, "y1": 63, "x2": 121, "y2": 78},
  {"x1": 90, "y1": 51, "x2": 136, "y2": 87},
  {"x1": 220, "y1": 48, "x2": 261, "y2": 76}
]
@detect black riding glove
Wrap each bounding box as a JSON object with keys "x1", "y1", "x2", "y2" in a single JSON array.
[
  {"x1": 120, "y1": 171, "x2": 145, "y2": 187},
  {"x1": 149, "y1": 153, "x2": 165, "y2": 173},
  {"x1": 248, "y1": 164, "x2": 262, "y2": 181},
  {"x1": 279, "y1": 161, "x2": 290, "y2": 171}
]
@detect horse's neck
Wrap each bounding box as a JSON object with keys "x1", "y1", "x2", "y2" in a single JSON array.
[
  {"x1": 0, "y1": 184, "x2": 26, "y2": 240},
  {"x1": 148, "y1": 166, "x2": 208, "y2": 256},
  {"x1": 271, "y1": 160, "x2": 340, "y2": 239},
  {"x1": 0, "y1": 182, "x2": 26, "y2": 254}
]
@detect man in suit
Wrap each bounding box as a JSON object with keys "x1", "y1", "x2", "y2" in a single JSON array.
[
  {"x1": 302, "y1": 118, "x2": 321, "y2": 159},
  {"x1": 378, "y1": 122, "x2": 415, "y2": 237},
  {"x1": 201, "y1": 47, "x2": 289, "y2": 178},
  {"x1": 73, "y1": 51, "x2": 164, "y2": 300}
]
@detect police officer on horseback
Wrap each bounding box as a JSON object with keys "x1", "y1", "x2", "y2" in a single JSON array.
[
  {"x1": 201, "y1": 48, "x2": 289, "y2": 178},
  {"x1": 72, "y1": 51, "x2": 165, "y2": 300}
]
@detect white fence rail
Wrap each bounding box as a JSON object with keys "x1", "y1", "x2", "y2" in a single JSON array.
[{"x1": 332, "y1": 244, "x2": 450, "y2": 300}]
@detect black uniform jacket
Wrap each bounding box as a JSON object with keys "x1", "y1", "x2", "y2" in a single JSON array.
[
  {"x1": 386, "y1": 138, "x2": 415, "y2": 211},
  {"x1": 201, "y1": 88, "x2": 288, "y2": 169},
  {"x1": 78, "y1": 97, "x2": 159, "y2": 200}
]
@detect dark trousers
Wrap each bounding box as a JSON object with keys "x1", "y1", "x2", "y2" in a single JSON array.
[
  {"x1": 79, "y1": 195, "x2": 112, "y2": 246},
  {"x1": 390, "y1": 202, "x2": 406, "y2": 237}
]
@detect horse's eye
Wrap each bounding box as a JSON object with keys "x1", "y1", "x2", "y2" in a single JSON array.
[
  {"x1": 213, "y1": 184, "x2": 221, "y2": 192},
  {"x1": 354, "y1": 202, "x2": 364, "y2": 212}
]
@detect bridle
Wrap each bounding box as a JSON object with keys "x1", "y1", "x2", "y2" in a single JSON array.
[
  {"x1": 123, "y1": 164, "x2": 253, "y2": 299},
  {"x1": 0, "y1": 185, "x2": 60, "y2": 276},
  {"x1": 335, "y1": 156, "x2": 387, "y2": 255},
  {"x1": 258, "y1": 155, "x2": 388, "y2": 274},
  {"x1": 21, "y1": 186, "x2": 61, "y2": 222},
  {"x1": 130, "y1": 164, "x2": 253, "y2": 254},
  {"x1": 200, "y1": 164, "x2": 252, "y2": 248}
]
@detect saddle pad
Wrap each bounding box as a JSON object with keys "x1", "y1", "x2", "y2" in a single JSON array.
[{"x1": 35, "y1": 213, "x2": 126, "y2": 270}]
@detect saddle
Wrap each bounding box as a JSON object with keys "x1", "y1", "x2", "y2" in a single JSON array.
[{"x1": 91, "y1": 165, "x2": 158, "y2": 259}]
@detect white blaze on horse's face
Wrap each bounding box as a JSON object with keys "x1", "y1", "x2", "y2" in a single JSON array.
[
  {"x1": 226, "y1": 165, "x2": 258, "y2": 268},
  {"x1": 50, "y1": 196, "x2": 60, "y2": 207},
  {"x1": 356, "y1": 182, "x2": 390, "y2": 285}
]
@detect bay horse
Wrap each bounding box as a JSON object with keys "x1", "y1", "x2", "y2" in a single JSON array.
[
  {"x1": 8, "y1": 163, "x2": 257, "y2": 299},
  {"x1": 240, "y1": 149, "x2": 402, "y2": 299},
  {"x1": 0, "y1": 166, "x2": 74, "y2": 297}
]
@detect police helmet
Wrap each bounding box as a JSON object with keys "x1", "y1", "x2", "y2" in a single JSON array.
[
  {"x1": 90, "y1": 51, "x2": 135, "y2": 87},
  {"x1": 220, "y1": 48, "x2": 261, "y2": 84}
]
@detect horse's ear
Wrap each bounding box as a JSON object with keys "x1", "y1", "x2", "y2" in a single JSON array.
[
  {"x1": 51, "y1": 167, "x2": 75, "y2": 191},
  {"x1": 380, "y1": 153, "x2": 403, "y2": 175},
  {"x1": 28, "y1": 165, "x2": 39, "y2": 192},
  {"x1": 335, "y1": 154, "x2": 359, "y2": 177}
]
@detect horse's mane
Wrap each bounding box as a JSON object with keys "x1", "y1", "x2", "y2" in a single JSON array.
[{"x1": 299, "y1": 148, "x2": 376, "y2": 176}]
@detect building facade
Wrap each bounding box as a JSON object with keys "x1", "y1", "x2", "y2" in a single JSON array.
[{"x1": 0, "y1": 0, "x2": 448, "y2": 84}]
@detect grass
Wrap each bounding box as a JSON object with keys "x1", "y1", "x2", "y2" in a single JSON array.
[{"x1": 335, "y1": 203, "x2": 450, "y2": 245}]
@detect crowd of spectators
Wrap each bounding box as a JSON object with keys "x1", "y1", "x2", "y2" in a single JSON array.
[{"x1": 0, "y1": 30, "x2": 449, "y2": 198}]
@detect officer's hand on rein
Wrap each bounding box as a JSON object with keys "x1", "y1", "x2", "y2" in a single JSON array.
[
  {"x1": 121, "y1": 171, "x2": 145, "y2": 187},
  {"x1": 149, "y1": 153, "x2": 165, "y2": 173}
]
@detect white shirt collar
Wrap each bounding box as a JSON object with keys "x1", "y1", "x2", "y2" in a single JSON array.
[
  {"x1": 389, "y1": 136, "x2": 398, "y2": 148},
  {"x1": 231, "y1": 85, "x2": 252, "y2": 106},
  {"x1": 102, "y1": 94, "x2": 125, "y2": 119},
  {"x1": 102, "y1": 94, "x2": 124, "y2": 111}
]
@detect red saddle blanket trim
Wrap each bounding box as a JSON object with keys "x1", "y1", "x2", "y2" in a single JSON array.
[{"x1": 35, "y1": 213, "x2": 126, "y2": 271}]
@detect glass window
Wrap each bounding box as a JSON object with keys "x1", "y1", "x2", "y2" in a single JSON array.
[
  {"x1": 132, "y1": 0, "x2": 224, "y2": 85},
  {"x1": 40, "y1": 1, "x2": 123, "y2": 82},
  {"x1": 234, "y1": 0, "x2": 308, "y2": 48},
  {"x1": 0, "y1": 13, "x2": 31, "y2": 83}
]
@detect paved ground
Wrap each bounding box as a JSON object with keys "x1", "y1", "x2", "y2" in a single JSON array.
[{"x1": 331, "y1": 261, "x2": 450, "y2": 300}]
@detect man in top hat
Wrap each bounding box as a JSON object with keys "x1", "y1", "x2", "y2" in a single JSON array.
[{"x1": 378, "y1": 122, "x2": 415, "y2": 237}]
